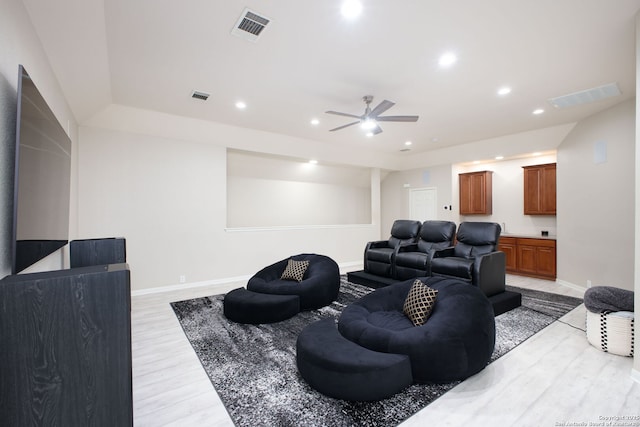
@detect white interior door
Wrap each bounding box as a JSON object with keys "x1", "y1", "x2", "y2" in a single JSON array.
[{"x1": 410, "y1": 187, "x2": 437, "y2": 221}]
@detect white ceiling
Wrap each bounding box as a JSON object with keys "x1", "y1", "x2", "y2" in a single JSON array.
[{"x1": 21, "y1": 0, "x2": 640, "y2": 157}]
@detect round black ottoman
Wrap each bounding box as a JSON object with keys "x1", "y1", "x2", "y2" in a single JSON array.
[
  {"x1": 338, "y1": 276, "x2": 495, "y2": 384},
  {"x1": 223, "y1": 288, "x2": 300, "y2": 324},
  {"x1": 247, "y1": 254, "x2": 340, "y2": 310},
  {"x1": 296, "y1": 317, "x2": 413, "y2": 401}
]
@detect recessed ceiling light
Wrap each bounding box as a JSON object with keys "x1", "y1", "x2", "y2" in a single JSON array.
[
  {"x1": 497, "y1": 87, "x2": 512, "y2": 96},
  {"x1": 309, "y1": 159, "x2": 318, "y2": 164},
  {"x1": 533, "y1": 152, "x2": 542, "y2": 156},
  {"x1": 495, "y1": 156, "x2": 504, "y2": 160},
  {"x1": 405, "y1": 141, "x2": 412, "y2": 146},
  {"x1": 235, "y1": 101, "x2": 247, "y2": 110},
  {"x1": 438, "y1": 52, "x2": 458, "y2": 68},
  {"x1": 341, "y1": 0, "x2": 362, "y2": 19},
  {"x1": 365, "y1": 132, "x2": 374, "y2": 137},
  {"x1": 310, "y1": 118, "x2": 320, "y2": 126},
  {"x1": 472, "y1": 160, "x2": 481, "y2": 164},
  {"x1": 532, "y1": 108, "x2": 544, "y2": 115}
]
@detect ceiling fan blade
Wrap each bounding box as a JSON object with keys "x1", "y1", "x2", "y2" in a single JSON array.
[
  {"x1": 369, "y1": 100, "x2": 395, "y2": 118},
  {"x1": 325, "y1": 110, "x2": 362, "y2": 119},
  {"x1": 376, "y1": 115, "x2": 419, "y2": 122},
  {"x1": 329, "y1": 121, "x2": 360, "y2": 132},
  {"x1": 371, "y1": 123, "x2": 383, "y2": 135}
]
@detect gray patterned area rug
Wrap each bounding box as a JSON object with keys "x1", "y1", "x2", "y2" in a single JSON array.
[{"x1": 170, "y1": 278, "x2": 582, "y2": 427}]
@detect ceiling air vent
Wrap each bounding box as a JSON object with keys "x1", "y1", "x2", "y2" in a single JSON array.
[
  {"x1": 191, "y1": 90, "x2": 210, "y2": 101},
  {"x1": 231, "y1": 8, "x2": 271, "y2": 42},
  {"x1": 548, "y1": 83, "x2": 621, "y2": 109}
]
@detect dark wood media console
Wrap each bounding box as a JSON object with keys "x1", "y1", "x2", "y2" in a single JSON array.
[{"x1": 0, "y1": 246, "x2": 132, "y2": 425}]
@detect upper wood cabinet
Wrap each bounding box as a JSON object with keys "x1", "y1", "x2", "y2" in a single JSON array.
[
  {"x1": 523, "y1": 163, "x2": 556, "y2": 215},
  {"x1": 459, "y1": 171, "x2": 492, "y2": 215}
]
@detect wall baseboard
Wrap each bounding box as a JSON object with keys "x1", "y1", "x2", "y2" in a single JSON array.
[
  {"x1": 338, "y1": 261, "x2": 363, "y2": 274},
  {"x1": 130, "y1": 260, "x2": 364, "y2": 297},
  {"x1": 131, "y1": 275, "x2": 252, "y2": 297},
  {"x1": 555, "y1": 278, "x2": 587, "y2": 295}
]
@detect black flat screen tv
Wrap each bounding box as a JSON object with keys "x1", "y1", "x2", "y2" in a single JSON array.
[{"x1": 11, "y1": 65, "x2": 72, "y2": 274}]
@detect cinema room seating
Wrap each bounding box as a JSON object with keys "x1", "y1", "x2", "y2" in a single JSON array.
[{"x1": 349, "y1": 220, "x2": 521, "y2": 315}]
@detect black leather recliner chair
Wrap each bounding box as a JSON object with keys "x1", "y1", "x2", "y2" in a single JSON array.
[
  {"x1": 364, "y1": 220, "x2": 421, "y2": 278},
  {"x1": 394, "y1": 220, "x2": 457, "y2": 280},
  {"x1": 430, "y1": 222, "x2": 505, "y2": 297}
]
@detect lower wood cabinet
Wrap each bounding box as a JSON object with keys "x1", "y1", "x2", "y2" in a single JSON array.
[
  {"x1": 498, "y1": 236, "x2": 556, "y2": 280},
  {"x1": 499, "y1": 237, "x2": 518, "y2": 272}
]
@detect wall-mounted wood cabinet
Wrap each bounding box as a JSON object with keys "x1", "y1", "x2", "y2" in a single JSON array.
[
  {"x1": 498, "y1": 236, "x2": 556, "y2": 280},
  {"x1": 459, "y1": 170, "x2": 492, "y2": 215},
  {"x1": 523, "y1": 163, "x2": 556, "y2": 215}
]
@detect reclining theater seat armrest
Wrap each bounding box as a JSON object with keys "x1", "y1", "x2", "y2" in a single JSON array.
[
  {"x1": 364, "y1": 241, "x2": 390, "y2": 273},
  {"x1": 396, "y1": 243, "x2": 419, "y2": 254},
  {"x1": 433, "y1": 247, "x2": 455, "y2": 258},
  {"x1": 473, "y1": 251, "x2": 506, "y2": 297},
  {"x1": 423, "y1": 247, "x2": 444, "y2": 276},
  {"x1": 366, "y1": 240, "x2": 393, "y2": 250}
]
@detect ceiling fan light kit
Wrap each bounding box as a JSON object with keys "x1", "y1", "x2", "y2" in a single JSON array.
[{"x1": 326, "y1": 95, "x2": 419, "y2": 136}]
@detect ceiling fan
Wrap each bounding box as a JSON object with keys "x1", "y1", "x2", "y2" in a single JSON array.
[{"x1": 325, "y1": 95, "x2": 419, "y2": 135}]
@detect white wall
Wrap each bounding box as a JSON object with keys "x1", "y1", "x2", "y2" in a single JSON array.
[
  {"x1": 0, "y1": 0, "x2": 78, "y2": 278},
  {"x1": 634, "y1": 10, "x2": 640, "y2": 382},
  {"x1": 398, "y1": 123, "x2": 575, "y2": 170},
  {"x1": 380, "y1": 163, "x2": 454, "y2": 235},
  {"x1": 227, "y1": 150, "x2": 371, "y2": 227},
  {"x1": 557, "y1": 99, "x2": 635, "y2": 291},
  {"x1": 78, "y1": 125, "x2": 379, "y2": 290}
]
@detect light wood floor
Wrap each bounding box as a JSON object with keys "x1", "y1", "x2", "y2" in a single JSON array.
[{"x1": 131, "y1": 275, "x2": 640, "y2": 427}]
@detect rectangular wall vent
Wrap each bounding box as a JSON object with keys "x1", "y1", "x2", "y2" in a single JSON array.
[
  {"x1": 191, "y1": 90, "x2": 210, "y2": 101},
  {"x1": 548, "y1": 83, "x2": 621, "y2": 109},
  {"x1": 231, "y1": 8, "x2": 271, "y2": 42}
]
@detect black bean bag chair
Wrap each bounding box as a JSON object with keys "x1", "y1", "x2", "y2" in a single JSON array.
[
  {"x1": 338, "y1": 276, "x2": 495, "y2": 384},
  {"x1": 247, "y1": 253, "x2": 340, "y2": 310}
]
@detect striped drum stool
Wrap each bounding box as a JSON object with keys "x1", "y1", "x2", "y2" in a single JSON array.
[
  {"x1": 584, "y1": 286, "x2": 634, "y2": 357},
  {"x1": 586, "y1": 310, "x2": 634, "y2": 357}
]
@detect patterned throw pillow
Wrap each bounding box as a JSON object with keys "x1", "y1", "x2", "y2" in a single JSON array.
[
  {"x1": 403, "y1": 279, "x2": 438, "y2": 326},
  {"x1": 280, "y1": 259, "x2": 310, "y2": 282}
]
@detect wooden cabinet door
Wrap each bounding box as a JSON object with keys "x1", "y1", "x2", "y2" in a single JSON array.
[
  {"x1": 536, "y1": 245, "x2": 557, "y2": 277},
  {"x1": 459, "y1": 171, "x2": 492, "y2": 215},
  {"x1": 515, "y1": 238, "x2": 557, "y2": 279},
  {"x1": 540, "y1": 165, "x2": 556, "y2": 214},
  {"x1": 469, "y1": 173, "x2": 486, "y2": 213},
  {"x1": 459, "y1": 173, "x2": 472, "y2": 214},
  {"x1": 517, "y1": 244, "x2": 538, "y2": 275},
  {"x1": 498, "y1": 237, "x2": 517, "y2": 272},
  {"x1": 523, "y1": 167, "x2": 542, "y2": 214},
  {"x1": 523, "y1": 163, "x2": 556, "y2": 215}
]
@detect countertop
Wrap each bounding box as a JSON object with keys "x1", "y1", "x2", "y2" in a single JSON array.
[{"x1": 500, "y1": 233, "x2": 557, "y2": 240}]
